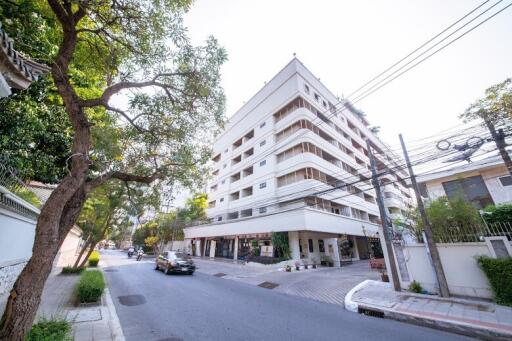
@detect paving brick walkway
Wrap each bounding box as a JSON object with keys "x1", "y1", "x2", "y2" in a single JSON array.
[
  {"x1": 194, "y1": 258, "x2": 380, "y2": 306},
  {"x1": 347, "y1": 280, "x2": 512, "y2": 340},
  {"x1": 37, "y1": 266, "x2": 124, "y2": 341}
]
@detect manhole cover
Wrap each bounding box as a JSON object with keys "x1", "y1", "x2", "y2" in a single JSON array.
[
  {"x1": 213, "y1": 273, "x2": 227, "y2": 277},
  {"x1": 258, "y1": 281, "x2": 279, "y2": 289},
  {"x1": 104, "y1": 269, "x2": 118, "y2": 272},
  {"x1": 118, "y1": 295, "x2": 146, "y2": 306}
]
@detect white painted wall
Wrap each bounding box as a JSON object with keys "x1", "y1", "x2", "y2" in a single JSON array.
[
  {"x1": 0, "y1": 208, "x2": 36, "y2": 266},
  {"x1": 54, "y1": 225, "x2": 82, "y2": 267},
  {"x1": 395, "y1": 242, "x2": 499, "y2": 299},
  {"x1": 424, "y1": 165, "x2": 512, "y2": 205}
]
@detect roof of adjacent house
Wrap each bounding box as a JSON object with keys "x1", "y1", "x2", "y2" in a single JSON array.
[
  {"x1": 416, "y1": 152, "x2": 511, "y2": 184},
  {"x1": 0, "y1": 22, "x2": 50, "y2": 90}
]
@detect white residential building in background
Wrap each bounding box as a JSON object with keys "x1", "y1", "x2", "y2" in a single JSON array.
[
  {"x1": 417, "y1": 153, "x2": 512, "y2": 208},
  {"x1": 184, "y1": 59, "x2": 413, "y2": 265}
]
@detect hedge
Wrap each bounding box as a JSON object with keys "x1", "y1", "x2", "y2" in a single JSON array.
[
  {"x1": 61, "y1": 266, "x2": 85, "y2": 274},
  {"x1": 26, "y1": 318, "x2": 71, "y2": 341},
  {"x1": 88, "y1": 250, "x2": 100, "y2": 267},
  {"x1": 477, "y1": 256, "x2": 512, "y2": 306},
  {"x1": 76, "y1": 270, "x2": 105, "y2": 303}
]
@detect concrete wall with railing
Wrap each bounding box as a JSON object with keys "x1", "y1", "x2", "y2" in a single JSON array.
[
  {"x1": 0, "y1": 185, "x2": 39, "y2": 316},
  {"x1": 393, "y1": 241, "x2": 510, "y2": 299}
]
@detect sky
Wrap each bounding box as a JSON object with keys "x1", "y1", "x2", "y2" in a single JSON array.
[{"x1": 171, "y1": 0, "x2": 512, "y2": 206}]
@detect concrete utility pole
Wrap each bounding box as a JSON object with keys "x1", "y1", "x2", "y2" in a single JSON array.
[
  {"x1": 366, "y1": 140, "x2": 401, "y2": 291},
  {"x1": 399, "y1": 134, "x2": 450, "y2": 298},
  {"x1": 484, "y1": 116, "x2": 512, "y2": 177}
]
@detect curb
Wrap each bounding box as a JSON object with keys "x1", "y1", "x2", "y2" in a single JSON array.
[
  {"x1": 104, "y1": 287, "x2": 125, "y2": 341},
  {"x1": 344, "y1": 279, "x2": 373, "y2": 313},
  {"x1": 344, "y1": 280, "x2": 512, "y2": 341}
]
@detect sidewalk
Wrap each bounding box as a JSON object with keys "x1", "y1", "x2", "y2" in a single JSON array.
[
  {"x1": 345, "y1": 280, "x2": 512, "y2": 340},
  {"x1": 37, "y1": 266, "x2": 124, "y2": 341}
]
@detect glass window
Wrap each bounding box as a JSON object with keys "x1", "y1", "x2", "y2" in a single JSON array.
[
  {"x1": 260, "y1": 122, "x2": 266, "y2": 128},
  {"x1": 220, "y1": 198, "x2": 224, "y2": 202},
  {"x1": 304, "y1": 84, "x2": 310, "y2": 94},
  {"x1": 260, "y1": 140, "x2": 266, "y2": 147},
  {"x1": 260, "y1": 160, "x2": 266, "y2": 166},
  {"x1": 442, "y1": 175, "x2": 494, "y2": 209},
  {"x1": 499, "y1": 176, "x2": 512, "y2": 187},
  {"x1": 259, "y1": 182, "x2": 267, "y2": 189},
  {"x1": 259, "y1": 207, "x2": 267, "y2": 214},
  {"x1": 318, "y1": 240, "x2": 325, "y2": 253},
  {"x1": 308, "y1": 239, "x2": 314, "y2": 252}
]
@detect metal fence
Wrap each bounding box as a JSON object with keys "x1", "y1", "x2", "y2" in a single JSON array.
[{"x1": 408, "y1": 221, "x2": 512, "y2": 244}]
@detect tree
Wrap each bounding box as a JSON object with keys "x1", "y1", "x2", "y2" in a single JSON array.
[
  {"x1": 0, "y1": 1, "x2": 226, "y2": 339},
  {"x1": 405, "y1": 195, "x2": 482, "y2": 242}
]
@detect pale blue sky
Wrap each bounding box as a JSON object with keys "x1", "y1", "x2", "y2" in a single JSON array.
[
  {"x1": 184, "y1": 0, "x2": 512, "y2": 147},
  {"x1": 170, "y1": 0, "x2": 512, "y2": 206}
]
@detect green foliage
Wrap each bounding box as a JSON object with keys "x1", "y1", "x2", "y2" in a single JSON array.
[
  {"x1": 88, "y1": 251, "x2": 100, "y2": 267},
  {"x1": 12, "y1": 187, "x2": 41, "y2": 208},
  {"x1": 483, "y1": 204, "x2": 512, "y2": 224},
  {"x1": 408, "y1": 280, "x2": 423, "y2": 294},
  {"x1": 76, "y1": 270, "x2": 105, "y2": 303},
  {"x1": 271, "y1": 232, "x2": 291, "y2": 259},
  {"x1": 26, "y1": 318, "x2": 72, "y2": 341},
  {"x1": 61, "y1": 266, "x2": 85, "y2": 275},
  {"x1": 406, "y1": 195, "x2": 482, "y2": 241},
  {"x1": 460, "y1": 78, "x2": 511, "y2": 127},
  {"x1": 477, "y1": 256, "x2": 512, "y2": 306},
  {"x1": 178, "y1": 193, "x2": 209, "y2": 224},
  {"x1": 251, "y1": 239, "x2": 260, "y2": 257}
]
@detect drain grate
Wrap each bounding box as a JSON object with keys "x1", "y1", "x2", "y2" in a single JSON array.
[
  {"x1": 258, "y1": 281, "x2": 279, "y2": 289},
  {"x1": 358, "y1": 306, "x2": 384, "y2": 318},
  {"x1": 118, "y1": 295, "x2": 146, "y2": 306},
  {"x1": 213, "y1": 273, "x2": 227, "y2": 277}
]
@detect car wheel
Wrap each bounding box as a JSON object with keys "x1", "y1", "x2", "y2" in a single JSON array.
[
  {"x1": 165, "y1": 268, "x2": 171, "y2": 275},
  {"x1": 188, "y1": 271, "x2": 194, "y2": 275},
  {"x1": 155, "y1": 264, "x2": 159, "y2": 270}
]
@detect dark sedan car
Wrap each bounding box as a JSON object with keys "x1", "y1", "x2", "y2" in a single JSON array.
[{"x1": 155, "y1": 251, "x2": 196, "y2": 275}]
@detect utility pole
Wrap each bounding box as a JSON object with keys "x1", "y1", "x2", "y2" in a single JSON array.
[
  {"x1": 399, "y1": 134, "x2": 450, "y2": 298},
  {"x1": 366, "y1": 140, "x2": 401, "y2": 291},
  {"x1": 484, "y1": 116, "x2": 512, "y2": 177}
]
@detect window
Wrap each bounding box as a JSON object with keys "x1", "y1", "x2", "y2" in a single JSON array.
[
  {"x1": 260, "y1": 160, "x2": 266, "y2": 166},
  {"x1": 318, "y1": 240, "x2": 325, "y2": 253},
  {"x1": 442, "y1": 175, "x2": 494, "y2": 209},
  {"x1": 259, "y1": 182, "x2": 267, "y2": 189},
  {"x1": 299, "y1": 239, "x2": 302, "y2": 253},
  {"x1": 223, "y1": 163, "x2": 227, "y2": 169},
  {"x1": 217, "y1": 216, "x2": 223, "y2": 221},
  {"x1": 221, "y1": 179, "x2": 226, "y2": 184},
  {"x1": 308, "y1": 239, "x2": 314, "y2": 252},
  {"x1": 259, "y1": 207, "x2": 267, "y2": 214},
  {"x1": 260, "y1": 140, "x2": 266, "y2": 147},
  {"x1": 240, "y1": 209, "x2": 252, "y2": 217},
  {"x1": 220, "y1": 198, "x2": 224, "y2": 202},
  {"x1": 224, "y1": 148, "x2": 228, "y2": 153},
  {"x1": 304, "y1": 84, "x2": 310, "y2": 94},
  {"x1": 260, "y1": 121, "x2": 266, "y2": 128},
  {"x1": 314, "y1": 93, "x2": 320, "y2": 102},
  {"x1": 499, "y1": 176, "x2": 512, "y2": 187}
]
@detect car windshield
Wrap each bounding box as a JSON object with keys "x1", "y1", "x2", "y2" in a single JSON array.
[{"x1": 174, "y1": 252, "x2": 190, "y2": 260}]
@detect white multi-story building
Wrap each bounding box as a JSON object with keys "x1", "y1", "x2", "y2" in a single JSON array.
[{"x1": 184, "y1": 59, "x2": 413, "y2": 265}]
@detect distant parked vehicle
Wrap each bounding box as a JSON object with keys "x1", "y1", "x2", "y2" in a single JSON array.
[{"x1": 155, "y1": 251, "x2": 195, "y2": 275}]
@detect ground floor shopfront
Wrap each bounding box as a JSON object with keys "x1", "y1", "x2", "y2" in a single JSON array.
[{"x1": 184, "y1": 207, "x2": 382, "y2": 266}]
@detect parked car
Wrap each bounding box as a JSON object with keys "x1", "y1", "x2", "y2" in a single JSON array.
[{"x1": 155, "y1": 251, "x2": 196, "y2": 275}]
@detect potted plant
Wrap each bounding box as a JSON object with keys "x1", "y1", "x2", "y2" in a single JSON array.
[
  {"x1": 285, "y1": 265, "x2": 292, "y2": 272},
  {"x1": 320, "y1": 255, "x2": 328, "y2": 266},
  {"x1": 324, "y1": 255, "x2": 334, "y2": 267},
  {"x1": 303, "y1": 260, "x2": 309, "y2": 269},
  {"x1": 294, "y1": 261, "x2": 301, "y2": 271},
  {"x1": 380, "y1": 270, "x2": 389, "y2": 282},
  {"x1": 311, "y1": 258, "x2": 318, "y2": 269}
]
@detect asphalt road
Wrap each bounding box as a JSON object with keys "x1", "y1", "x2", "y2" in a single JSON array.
[{"x1": 101, "y1": 250, "x2": 471, "y2": 341}]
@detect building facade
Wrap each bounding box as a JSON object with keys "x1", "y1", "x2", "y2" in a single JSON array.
[
  {"x1": 417, "y1": 154, "x2": 512, "y2": 208},
  {"x1": 184, "y1": 59, "x2": 413, "y2": 265}
]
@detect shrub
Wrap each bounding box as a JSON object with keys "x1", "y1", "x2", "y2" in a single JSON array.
[
  {"x1": 61, "y1": 266, "x2": 85, "y2": 274},
  {"x1": 246, "y1": 256, "x2": 288, "y2": 265},
  {"x1": 483, "y1": 204, "x2": 512, "y2": 224},
  {"x1": 76, "y1": 270, "x2": 105, "y2": 303},
  {"x1": 408, "y1": 280, "x2": 423, "y2": 294},
  {"x1": 26, "y1": 318, "x2": 71, "y2": 341},
  {"x1": 88, "y1": 250, "x2": 100, "y2": 267},
  {"x1": 477, "y1": 256, "x2": 512, "y2": 306}
]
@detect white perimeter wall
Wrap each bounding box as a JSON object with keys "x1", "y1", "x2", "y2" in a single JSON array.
[{"x1": 396, "y1": 242, "x2": 497, "y2": 299}]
